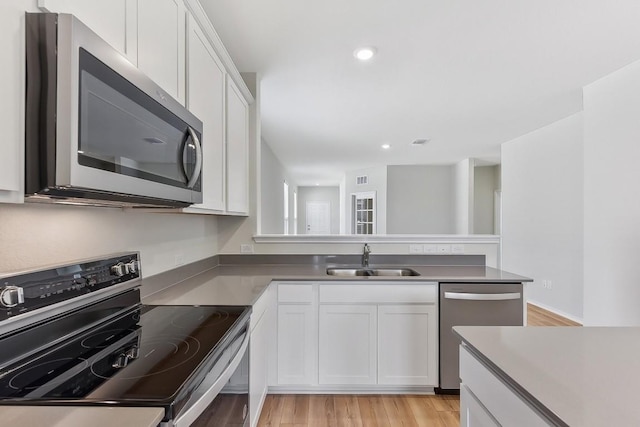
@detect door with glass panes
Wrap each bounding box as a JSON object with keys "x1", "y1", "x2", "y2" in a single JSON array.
[{"x1": 351, "y1": 192, "x2": 376, "y2": 234}]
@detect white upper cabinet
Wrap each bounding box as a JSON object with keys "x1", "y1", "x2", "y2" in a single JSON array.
[
  {"x1": 225, "y1": 77, "x2": 250, "y2": 215},
  {"x1": 38, "y1": 0, "x2": 137, "y2": 63},
  {"x1": 136, "y1": 0, "x2": 185, "y2": 104},
  {"x1": 183, "y1": 12, "x2": 225, "y2": 213}
]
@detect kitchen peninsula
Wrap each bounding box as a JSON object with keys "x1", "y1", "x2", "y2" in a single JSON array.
[{"x1": 455, "y1": 326, "x2": 640, "y2": 426}]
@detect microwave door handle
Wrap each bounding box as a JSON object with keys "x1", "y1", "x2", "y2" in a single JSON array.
[
  {"x1": 443, "y1": 291, "x2": 521, "y2": 301},
  {"x1": 185, "y1": 126, "x2": 203, "y2": 189}
]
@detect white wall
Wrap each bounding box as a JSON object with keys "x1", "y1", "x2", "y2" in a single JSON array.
[
  {"x1": 502, "y1": 113, "x2": 584, "y2": 321},
  {"x1": 297, "y1": 186, "x2": 340, "y2": 235},
  {"x1": 583, "y1": 60, "x2": 640, "y2": 326},
  {"x1": 453, "y1": 159, "x2": 474, "y2": 234},
  {"x1": 386, "y1": 165, "x2": 455, "y2": 234},
  {"x1": 344, "y1": 166, "x2": 387, "y2": 234},
  {"x1": 473, "y1": 166, "x2": 499, "y2": 235},
  {"x1": 260, "y1": 140, "x2": 291, "y2": 234},
  {"x1": 0, "y1": 203, "x2": 218, "y2": 277}
]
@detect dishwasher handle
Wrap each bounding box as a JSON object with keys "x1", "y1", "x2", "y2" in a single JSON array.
[{"x1": 444, "y1": 291, "x2": 521, "y2": 301}]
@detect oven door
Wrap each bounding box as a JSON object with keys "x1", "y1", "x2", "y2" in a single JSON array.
[{"x1": 169, "y1": 328, "x2": 250, "y2": 427}]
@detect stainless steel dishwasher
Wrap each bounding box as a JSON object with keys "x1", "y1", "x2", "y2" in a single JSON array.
[{"x1": 437, "y1": 282, "x2": 524, "y2": 392}]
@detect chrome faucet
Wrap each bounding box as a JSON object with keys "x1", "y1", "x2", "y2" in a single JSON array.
[{"x1": 362, "y1": 243, "x2": 371, "y2": 267}]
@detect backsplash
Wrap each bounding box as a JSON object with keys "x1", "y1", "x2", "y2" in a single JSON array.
[{"x1": 0, "y1": 203, "x2": 219, "y2": 277}]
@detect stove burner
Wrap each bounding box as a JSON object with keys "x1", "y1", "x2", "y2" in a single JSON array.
[
  {"x1": 81, "y1": 329, "x2": 137, "y2": 349},
  {"x1": 90, "y1": 335, "x2": 201, "y2": 380},
  {"x1": 170, "y1": 310, "x2": 230, "y2": 330},
  {"x1": 8, "y1": 358, "x2": 88, "y2": 391}
]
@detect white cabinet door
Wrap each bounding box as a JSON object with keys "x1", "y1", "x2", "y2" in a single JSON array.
[
  {"x1": 277, "y1": 304, "x2": 316, "y2": 385},
  {"x1": 38, "y1": 0, "x2": 137, "y2": 63},
  {"x1": 461, "y1": 384, "x2": 500, "y2": 427},
  {"x1": 249, "y1": 304, "x2": 270, "y2": 427},
  {"x1": 378, "y1": 304, "x2": 438, "y2": 386},
  {"x1": 183, "y1": 13, "x2": 225, "y2": 212},
  {"x1": 0, "y1": 1, "x2": 38, "y2": 202},
  {"x1": 137, "y1": 0, "x2": 185, "y2": 104},
  {"x1": 318, "y1": 304, "x2": 377, "y2": 385},
  {"x1": 225, "y1": 77, "x2": 249, "y2": 215}
]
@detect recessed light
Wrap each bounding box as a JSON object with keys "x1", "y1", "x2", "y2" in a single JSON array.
[
  {"x1": 354, "y1": 47, "x2": 377, "y2": 61},
  {"x1": 381, "y1": 144, "x2": 391, "y2": 150}
]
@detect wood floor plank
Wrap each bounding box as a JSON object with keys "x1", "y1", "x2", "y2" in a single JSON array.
[
  {"x1": 356, "y1": 395, "x2": 391, "y2": 427},
  {"x1": 437, "y1": 410, "x2": 460, "y2": 427},
  {"x1": 527, "y1": 303, "x2": 581, "y2": 326},
  {"x1": 404, "y1": 395, "x2": 445, "y2": 427},
  {"x1": 333, "y1": 395, "x2": 363, "y2": 427},
  {"x1": 307, "y1": 395, "x2": 338, "y2": 427},
  {"x1": 280, "y1": 395, "x2": 310, "y2": 425},
  {"x1": 381, "y1": 395, "x2": 418, "y2": 427}
]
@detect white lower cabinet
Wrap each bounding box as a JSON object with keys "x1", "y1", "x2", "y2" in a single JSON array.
[
  {"x1": 274, "y1": 281, "x2": 438, "y2": 391},
  {"x1": 378, "y1": 304, "x2": 438, "y2": 386},
  {"x1": 276, "y1": 283, "x2": 317, "y2": 386},
  {"x1": 318, "y1": 305, "x2": 377, "y2": 385},
  {"x1": 459, "y1": 345, "x2": 550, "y2": 426},
  {"x1": 249, "y1": 285, "x2": 274, "y2": 427}
]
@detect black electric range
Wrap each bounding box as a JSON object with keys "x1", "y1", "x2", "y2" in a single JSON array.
[{"x1": 0, "y1": 253, "x2": 251, "y2": 425}]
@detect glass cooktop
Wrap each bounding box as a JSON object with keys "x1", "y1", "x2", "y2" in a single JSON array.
[{"x1": 0, "y1": 292, "x2": 250, "y2": 419}]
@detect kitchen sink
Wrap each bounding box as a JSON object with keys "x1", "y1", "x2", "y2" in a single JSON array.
[{"x1": 326, "y1": 267, "x2": 420, "y2": 277}]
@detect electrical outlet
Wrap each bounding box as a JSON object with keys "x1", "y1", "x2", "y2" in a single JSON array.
[
  {"x1": 423, "y1": 244, "x2": 438, "y2": 253},
  {"x1": 240, "y1": 244, "x2": 254, "y2": 253},
  {"x1": 174, "y1": 253, "x2": 184, "y2": 266},
  {"x1": 547, "y1": 280, "x2": 553, "y2": 289},
  {"x1": 437, "y1": 244, "x2": 451, "y2": 254},
  {"x1": 409, "y1": 244, "x2": 423, "y2": 254},
  {"x1": 451, "y1": 244, "x2": 465, "y2": 254}
]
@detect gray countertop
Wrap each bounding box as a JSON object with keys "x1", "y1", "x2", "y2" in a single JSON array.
[
  {"x1": 454, "y1": 326, "x2": 640, "y2": 426},
  {"x1": 0, "y1": 406, "x2": 164, "y2": 427},
  {"x1": 143, "y1": 262, "x2": 531, "y2": 306}
]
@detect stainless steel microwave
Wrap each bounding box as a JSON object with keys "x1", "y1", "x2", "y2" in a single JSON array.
[{"x1": 25, "y1": 13, "x2": 203, "y2": 207}]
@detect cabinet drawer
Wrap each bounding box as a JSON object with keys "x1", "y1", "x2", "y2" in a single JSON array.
[
  {"x1": 460, "y1": 345, "x2": 550, "y2": 426},
  {"x1": 278, "y1": 283, "x2": 315, "y2": 303},
  {"x1": 319, "y1": 283, "x2": 436, "y2": 304}
]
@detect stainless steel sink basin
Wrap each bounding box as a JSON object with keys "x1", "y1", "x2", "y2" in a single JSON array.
[{"x1": 326, "y1": 267, "x2": 420, "y2": 277}]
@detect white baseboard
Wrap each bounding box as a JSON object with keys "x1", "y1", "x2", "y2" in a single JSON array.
[
  {"x1": 527, "y1": 300, "x2": 583, "y2": 325},
  {"x1": 267, "y1": 385, "x2": 435, "y2": 395}
]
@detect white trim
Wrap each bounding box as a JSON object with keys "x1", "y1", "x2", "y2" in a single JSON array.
[
  {"x1": 253, "y1": 234, "x2": 501, "y2": 244},
  {"x1": 527, "y1": 300, "x2": 583, "y2": 325},
  {"x1": 267, "y1": 385, "x2": 435, "y2": 394}
]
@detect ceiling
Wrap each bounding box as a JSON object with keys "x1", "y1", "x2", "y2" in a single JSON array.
[{"x1": 201, "y1": 0, "x2": 640, "y2": 186}]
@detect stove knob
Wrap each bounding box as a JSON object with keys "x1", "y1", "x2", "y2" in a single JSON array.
[
  {"x1": 0, "y1": 286, "x2": 25, "y2": 308},
  {"x1": 125, "y1": 260, "x2": 138, "y2": 274},
  {"x1": 126, "y1": 346, "x2": 140, "y2": 360},
  {"x1": 112, "y1": 353, "x2": 129, "y2": 369},
  {"x1": 110, "y1": 263, "x2": 125, "y2": 277}
]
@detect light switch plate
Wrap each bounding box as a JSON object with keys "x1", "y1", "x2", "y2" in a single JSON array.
[
  {"x1": 423, "y1": 244, "x2": 438, "y2": 253},
  {"x1": 409, "y1": 244, "x2": 424, "y2": 253},
  {"x1": 451, "y1": 244, "x2": 465, "y2": 254}
]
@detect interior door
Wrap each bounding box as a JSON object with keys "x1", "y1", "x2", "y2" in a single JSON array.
[{"x1": 305, "y1": 201, "x2": 330, "y2": 234}]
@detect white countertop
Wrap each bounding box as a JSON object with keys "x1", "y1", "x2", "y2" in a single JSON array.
[
  {"x1": 454, "y1": 326, "x2": 640, "y2": 426},
  {"x1": 0, "y1": 406, "x2": 164, "y2": 427}
]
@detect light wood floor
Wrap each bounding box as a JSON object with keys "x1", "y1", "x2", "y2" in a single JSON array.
[{"x1": 258, "y1": 303, "x2": 579, "y2": 427}]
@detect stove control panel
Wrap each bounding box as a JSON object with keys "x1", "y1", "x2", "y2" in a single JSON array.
[{"x1": 0, "y1": 252, "x2": 141, "y2": 321}]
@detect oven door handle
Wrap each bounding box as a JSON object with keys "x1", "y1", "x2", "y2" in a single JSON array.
[
  {"x1": 172, "y1": 331, "x2": 249, "y2": 427},
  {"x1": 444, "y1": 291, "x2": 521, "y2": 301}
]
